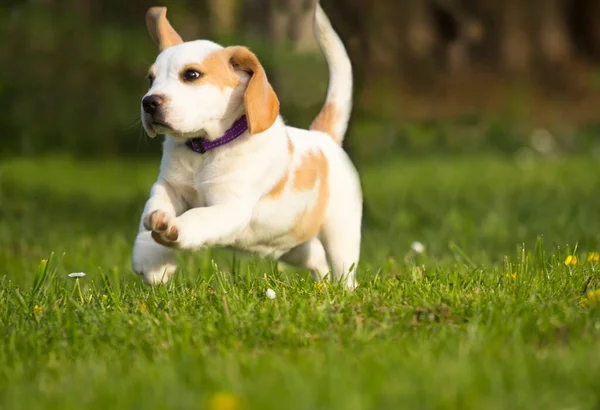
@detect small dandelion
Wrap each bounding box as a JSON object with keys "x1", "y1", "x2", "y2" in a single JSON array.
[
  {"x1": 139, "y1": 302, "x2": 148, "y2": 313},
  {"x1": 411, "y1": 241, "x2": 425, "y2": 254},
  {"x1": 564, "y1": 255, "x2": 578, "y2": 267},
  {"x1": 315, "y1": 282, "x2": 328, "y2": 294},
  {"x1": 587, "y1": 252, "x2": 600, "y2": 263},
  {"x1": 207, "y1": 392, "x2": 241, "y2": 410},
  {"x1": 505, "y1": 272, "x2": 517, "y2": 281},
  {"x1": 33, "y1": 305, "x2": 44, "y2": 317},
  {"x1": 265, "y1": 288, "x2": 276, "y2": 300},
  {"x1": 69, "y1": 272, "x2": 86, "y2": 303},
  {"x1": 579, "y1": 289, "x2": 600, "y2": 309}
]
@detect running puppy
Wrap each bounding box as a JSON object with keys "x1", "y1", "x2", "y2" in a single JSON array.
[{"x1": 132, "y1": 2, "x2": 362, "y2": 288}]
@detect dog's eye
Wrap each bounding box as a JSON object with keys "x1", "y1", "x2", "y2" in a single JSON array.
[
  {"x1": 182, "y1": 69, "x2": 203, "y2": 82},
  {"x1": 147, "y1": 75, "x2": 154, "y2": 87}
]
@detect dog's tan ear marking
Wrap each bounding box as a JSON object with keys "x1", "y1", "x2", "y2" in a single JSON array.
[
  {"x1": 146, "y1": 7, "x2": 183, "y2": 51},
  {"x1": 228, "y1": 46, "x2": 280, "y2": 135}
]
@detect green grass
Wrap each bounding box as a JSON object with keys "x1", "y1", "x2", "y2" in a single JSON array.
[{"x1": 1, "y1": 154, "x2": 600, "y2": 409}]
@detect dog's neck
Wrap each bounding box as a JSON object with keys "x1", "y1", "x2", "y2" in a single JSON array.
[{"x1": 185, "y1": 115, "x2": 248, "y2": 154}]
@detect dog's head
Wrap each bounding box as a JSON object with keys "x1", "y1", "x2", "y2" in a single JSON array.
[{"x1": 141, "y1": 7, "x2": 279, "y2": 140}]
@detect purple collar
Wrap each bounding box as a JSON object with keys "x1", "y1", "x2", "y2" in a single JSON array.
[{"x1": 185, "y1": 116, "x2": 248, "y2": 154}]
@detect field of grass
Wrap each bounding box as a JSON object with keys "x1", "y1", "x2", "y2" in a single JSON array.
[{"x1": 1, "y1": 153, "x2": 600, "y2": 409}]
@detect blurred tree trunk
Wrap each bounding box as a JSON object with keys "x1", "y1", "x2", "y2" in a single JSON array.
[
  {"x1": 589, "y1": 0, "x2": 600, "y2": 58},
  {"x1": 402, "y1": 0, "x2": 437, "y2": 89},
  {"x1": 534, "y1": 0, "x2": 573, "y2": 93},
  {"x1": 270, "y1": 0, "x2": 290, "y2": 46},
  {"x1": 65, "y1": 0, "x2": 90, "y2": 15},
  {"x1": 499, "y1": 0, "x2": 532, "y2": 75},
  {"x1": 538, "y1": 0, "x2": 571, "y2": 63},
  {"x1": 431, "y1": 0, "x2": 485, "y2": 73},
  {"x1": 291, "y1": 0, "x2": 317, "y2": 52},
  {"x1": 269, "y1": 0, "x2": 316, "y2": 50},
  {"x1": 242, "y1": 0, "x2": 270, "y2": 38},
  {"x1": 208, "y1": 0, "x2": 238, "y2": 40}
]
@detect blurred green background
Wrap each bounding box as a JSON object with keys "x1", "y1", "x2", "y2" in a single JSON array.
[
  {"x1": 3, "y1": 0, "x2": 600, "y2": 163},
  {"x1": 3, "y1": 3, "x2": 600, "y2": 408}
]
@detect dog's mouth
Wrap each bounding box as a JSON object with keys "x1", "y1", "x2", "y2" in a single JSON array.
[
  {"x1": 142, "y1": 114, "x2": 174, "y2": 137},
  {"x1": 141, "y1": 114, "x2": 208, "y2": 141},
  {"x1": 151, "y1": 120, "x2": 171, "y2": 130}
]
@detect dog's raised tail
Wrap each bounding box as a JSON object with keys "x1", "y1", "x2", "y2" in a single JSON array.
[{"x1": 310, "y1": 2, "x2": 353, "y2": 146}]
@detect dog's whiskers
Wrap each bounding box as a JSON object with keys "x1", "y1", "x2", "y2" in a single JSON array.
[{"x1": 124, "y1": 115, "x2": 143, "y2": 131}]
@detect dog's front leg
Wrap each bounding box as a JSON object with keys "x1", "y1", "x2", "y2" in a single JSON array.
[
  {"x1": 132, "y1": 179, "x2": 186, "y2": 284},
  {"x1": 150, "y1": 198, "x2": 253, "y2": 250}
]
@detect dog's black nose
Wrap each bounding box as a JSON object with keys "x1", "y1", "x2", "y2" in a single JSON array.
[{"x1": 142, "y1": 95, "x2": 164, "y2": 115}]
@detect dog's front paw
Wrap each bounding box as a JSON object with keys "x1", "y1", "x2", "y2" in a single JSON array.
[
  {"x1": 132, "y1": 231, "x2": 177, "y2": 285},
  {"x1": 150, "y1": 212, "x2": 180, "y2": 248},
  {"x1": 143, "y1": 210, "x2": 171, "y2": 231}
]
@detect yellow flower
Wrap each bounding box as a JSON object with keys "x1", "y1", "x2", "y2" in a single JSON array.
[
  {"x1": 505, "y1": 272, "x2": 517, "y2": 281},
  {"x1": 207, "y1": 392, "x2": 241, "y2": 410},
  {"x1": 33, "y1": 305, "x2": 44, "y2": 317},
  {"x1": 138, "y1": 302, "x2": 148, "y2": 313},
  {"x1": 315, "y1": 282, "x2": 328, "y2": 294},
  {"x1": 564, "y1": 255, "x2": 578, "y2": 266},
  {"x1": 587, "y1": 252, "x2": 600, "y2": 263},
  {"x1": 579, "y1": 289, "x2": 600, "y2": 309}
]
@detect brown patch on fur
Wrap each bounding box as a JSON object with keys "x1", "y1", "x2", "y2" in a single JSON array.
[
  {"x1": 290, "y1": 149, "x2": 329, "y2": 242},
  {"x1": 264, "y1": 136, "x2": 295, "y2": 200},
  {"x1": 180, "y1": 50, "x2": 241, "y2": 90},
  {"x1": 265, "y1": 170, "x2": 289, "y2": 200},
  {"x1": 292, "y1": 152, "x2": 320, "y2": 190},
  {"x1": 146, "y1": 7, "x2": 183, "y2": 51},
  {"x1": 310, "y1": 102, "x2": 341, "y2": 144},
  {"x1": 228, "y1": 46, "x2": 279, "y2": 134}
]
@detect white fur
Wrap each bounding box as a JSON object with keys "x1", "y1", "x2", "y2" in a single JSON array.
[
  {"x1": 312, "y1": 4, "x2": 353, "y2": 141},
  {"x1": 132, "y1": 3, "x2": 362, "y2": 288}
]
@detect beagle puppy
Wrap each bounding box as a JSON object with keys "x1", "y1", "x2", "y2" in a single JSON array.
[{"x1": 132, "y1": 2, "x2": 362, "y2": 289}]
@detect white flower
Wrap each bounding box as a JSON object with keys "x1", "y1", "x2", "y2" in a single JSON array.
[
  {"x1": 265, "y1": 288, "x2": 276, "y2": 299},
  {"x1": 68, "y1": 272, "x2": 87, "y2": 278},
  {"x1": 530, "y1": 128, "x2": 556, "y2": 155},
  {"x1": 411, "y1": 241, "x2": 425, "y2": 254}
]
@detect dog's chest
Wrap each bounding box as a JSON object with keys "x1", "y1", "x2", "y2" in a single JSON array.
[{"x1": 162, "y1": 150, "x2": 221, "y2": 207}]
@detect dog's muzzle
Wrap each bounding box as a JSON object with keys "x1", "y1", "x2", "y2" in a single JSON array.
[{"x1": 141, "y1": 94, "x2": 171, "y2": 134}]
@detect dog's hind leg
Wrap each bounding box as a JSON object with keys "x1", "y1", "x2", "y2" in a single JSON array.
[
  {"x1": 319, "y1": 207, "x2": 361, "y2": 290},
  {"x1": 279, "y1": 237, "x2": 330, "y2": 281}
]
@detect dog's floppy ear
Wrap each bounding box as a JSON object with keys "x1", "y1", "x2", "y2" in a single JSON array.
[
  {"x1": 228, "y1": 46, "x2": 280, "y2": 135},
  {"x1": 146, "y1": 7, "x2": 183, "y2": 51}
]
